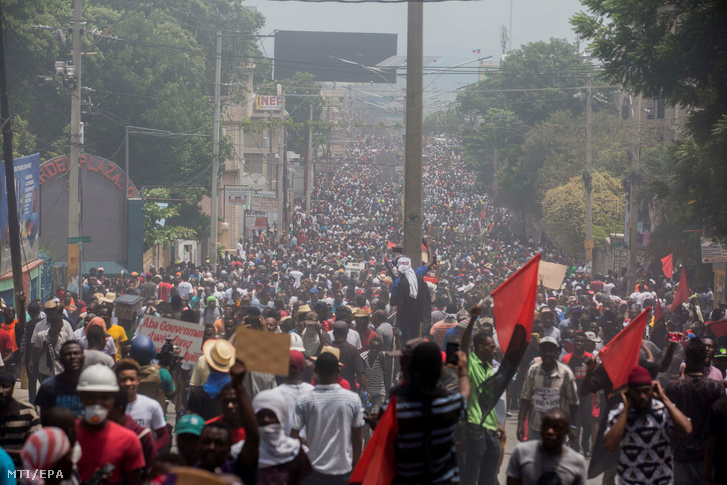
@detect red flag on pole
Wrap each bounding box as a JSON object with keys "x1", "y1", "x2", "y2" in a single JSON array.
[
  {"x1": 349, "y1": 397, "x2": 398, "y2": 485},
  {"x1": 669, "y1": 269, "x2": 689, "y2": 311},
  {"x1": 598, "y1": 308, "x2": 650, "y2": 390},
  {"x1": 661, "y1": 253, "x2": 673, "y2": 279},
  {"x1": 490, "y1": 253, "x2": 541, "y2": 353}
]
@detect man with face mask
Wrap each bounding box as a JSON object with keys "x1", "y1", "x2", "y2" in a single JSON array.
[
  {"x1": 75, "y1": 364, "x2": 145, "y2": 485},
  {"x1": 604, "y1": 366, "x2": 692, "y2": 485}
]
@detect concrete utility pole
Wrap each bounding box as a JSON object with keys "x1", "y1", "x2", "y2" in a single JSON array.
[
  {"x1": 278, "y1": 85, "x2": 286, "y2": 244},
  {"x1": 67, "y1": 0, "x2": 83, "y2": 289},
  {"x1": 585, "y1": 74, "x2": 593, "y2": 271},
  {"x1": 209, "y1": 32, "x2": 221, "y2": 270},
  {"x1": 627, "y1": 94, "x2": 641, "y2": 292},
  {"x1": 404, "y1": 2, "x2": 424, "y2": 268},
  {"x1": 305, "y1": 103, "x2": 315, "y2": 217},
  {"x1": 0, "y1": 6, "x2": 27, "y2": 327}
]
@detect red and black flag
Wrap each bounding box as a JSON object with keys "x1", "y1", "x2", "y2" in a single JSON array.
[{"x1": 475, "y1": 253, "x2": 541, "y2": 419}]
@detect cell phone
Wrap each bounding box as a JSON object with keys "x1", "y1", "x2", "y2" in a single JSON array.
[
  {"x1": 446, "y1": 341, "x2": 460, "y2": 365},
  {"x1": 668, "y1": 332, "x2": 682, "y2": 343},
  {"x1": 86, "y1": 464, "x2": 115, "y2": 485}
]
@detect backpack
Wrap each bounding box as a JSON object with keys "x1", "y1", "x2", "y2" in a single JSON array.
[{"x1": 138, "y1": 364, "x2": 166, "y2": 409}]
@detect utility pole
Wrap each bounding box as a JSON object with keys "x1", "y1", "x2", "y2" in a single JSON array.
[
  {"x1": 0, "y1": 6, "x2": 27, "y2": 329},
  {"x1": 280, "y1": 92, "x2": 288, "y2": 245},
  {"x1": 304, "y1": 103, "x2": 313, "y2": 216},
  {"x1": 209, "y1": 32, "x2": 221, "y2": 270},
  {"x1": 67, "y1": 0, "x2": 83, "y2": 289},
  {"x1": 627, "y1": 94, "x2": 642, "y2": 292},
  {"x1": 404, "y1": 2, "x2": 424, "y2": 268},
  {"x1": 585, "y1": 73, "x2": 593, "y2": 271}
]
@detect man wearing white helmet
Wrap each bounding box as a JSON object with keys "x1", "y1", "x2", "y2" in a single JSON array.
[{"x1": 75, "y1": 364, "x2": 145, "y2": 485}]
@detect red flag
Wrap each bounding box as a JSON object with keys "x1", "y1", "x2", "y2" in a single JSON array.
[
  {"x1": 669, "y1": 270, "x2": 689, "y2": 311},
  {"x1": 423, "y1": 276, "x2": 439, "y2": 285},
  {"x1": 349, "y1": 397, "x2": 398, "y2": 485},
  {"x1": 387, "y1": 241, "x2": 396, "y2": 250},
  {"x1": 490, "y1": 253, "x2": 541, "y2": 353},
  {"x1": 598, "y1": 308, "x2": 650, "y2": 390},
  {"x1": 661, "y1": 253, "x2": 673, "y2": 279},
  {"x1": 706, "y1": 319, "x2": 727, "y2": 338}
]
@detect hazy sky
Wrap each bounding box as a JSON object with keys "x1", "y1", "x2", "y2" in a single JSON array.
[{"x1": 247, "y1": 0, "x2": 586, "y2": 106}]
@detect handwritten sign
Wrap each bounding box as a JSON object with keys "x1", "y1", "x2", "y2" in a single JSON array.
[
  {"x1": 533, "y1": 387, "x2": 561, "y2": 413},
  {"x1": 138, "y1": 315, "x2": 204, "y2": 365},
  {"x1": 538, "y1": 261, "x2": 568, "y2": 290},
  {"x1": 235, "y1": 327, "x2": 290, "y2": 376}
]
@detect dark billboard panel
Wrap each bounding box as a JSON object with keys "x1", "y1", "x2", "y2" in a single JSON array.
[{"x1": 274, "y1": 30, "x2": 397, "y2": 83}]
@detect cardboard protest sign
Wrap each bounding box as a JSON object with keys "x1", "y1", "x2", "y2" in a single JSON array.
[
  {"x1": 235, "y1": 327, "x2": 291, "y2": 376},
  {"x1": 137, "y1": 315, "x2": 204, "y2": 365},
  {"x1": 537, "y1": 261, "x2": 568, "y2": 290}
]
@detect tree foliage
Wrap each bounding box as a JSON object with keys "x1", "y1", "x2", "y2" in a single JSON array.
[
  {"x1": 143, "y1": 188, "x2": 204, "y2": 251},
  {"x1": 571, "y1": 0, "x2": 727, "y2": 238},
  {"x1": 542, "y1": 172, "x2": 623, "y2": 254},
  {"x1": 3, "y1": 0, "x2": 265, "y2": 188}
]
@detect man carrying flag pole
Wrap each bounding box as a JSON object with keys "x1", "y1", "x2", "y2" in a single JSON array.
[{"x1": 459, "y1": 253, "x2": 541, "y2": 485}]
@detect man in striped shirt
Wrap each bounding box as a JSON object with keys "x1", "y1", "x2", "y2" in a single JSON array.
[
  {"x1": 0, "y1": 370, "x2": 41, "y2": 467},
  {"x1": 429, "y1": 303, "x2": 459, "y2": 346}
]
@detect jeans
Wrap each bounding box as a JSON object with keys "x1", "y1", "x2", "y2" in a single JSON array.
[
  {"x1": 673, "y1": 461, "x2": 703, "y2": 485},
  {"x1": 305, "y1": 471, "x2": 351, "y2": 485},
  {"x1": 460, "y1": 423, "x2": 500, "y2": 485}
]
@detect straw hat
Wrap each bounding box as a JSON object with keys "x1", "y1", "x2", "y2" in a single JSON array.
[
  {"x1": 296, "y1": 304, "x2": 312, "y2": 315},
  {"x1": 202, "y1": 339, "x2": 235, "y2": 373}
]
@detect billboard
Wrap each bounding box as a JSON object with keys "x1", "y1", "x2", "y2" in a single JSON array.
[
  {"x1": 701, "y1": 237, "x2": 727, "y2": 263},
  {"x1": 225, "y1": 186, "x2": 249, "y2": 206},
  {"x1": 0, "y1": 153, "x2": 41, "y2": 246},
  {"x1": 274, "y1": 30, "x2": 397, "y2": 83},
  {"x1": 255, "y1": 95, "x2": 283, "y2": 112},
  {"x1": 250, "y1": 196, "x2": 278, "y2": 212}
]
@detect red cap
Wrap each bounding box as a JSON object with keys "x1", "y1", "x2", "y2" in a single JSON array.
[
  {"x1": 627, "y1": 366, "x2": 652, "y2": 387},
  {"x1": 290, "y1": 350, "x2": 305, "y2": 373}
]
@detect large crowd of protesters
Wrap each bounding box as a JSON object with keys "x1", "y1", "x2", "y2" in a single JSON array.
[{"x1": 0, "y1": 135, "x2": 725, "y2": 485}]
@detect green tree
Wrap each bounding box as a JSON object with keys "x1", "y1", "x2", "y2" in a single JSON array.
[
  {"x1": 541, "y1": 172, "x2": 623, "y2": 254},
  {"x1": 457, "y1": 38, "x2": 595, "y2": 126},
  {"x1": 143, "y1": 188, "x2": 199, "y2": 251},
  {"x1": 571, "y1": 0, "x2": 727, "y2": 237}
]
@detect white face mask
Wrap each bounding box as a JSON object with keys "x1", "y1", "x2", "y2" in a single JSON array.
[
  {"x1": 84, "y1": 404, "x2": 108, "y2": 425},
  {"x1": 261, "y1": 423, "x2": 285, "y2": 445}
]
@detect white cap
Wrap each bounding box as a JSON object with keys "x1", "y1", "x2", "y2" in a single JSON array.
[
  {"x1": 76, "y1": 364, "x2": 119, "y2": 392},
  {"x1": 290, "y1": 332, "x2": 306, "y2": 353},
  {"x1": 539, "y1": 336, "x2": 559, "y2": 347}
]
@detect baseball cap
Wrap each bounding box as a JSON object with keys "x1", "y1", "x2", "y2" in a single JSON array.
[
  {"x1": 539, "y1": 336, "x2": 559, "y2": 347},
  {"x1": 585, "y1": 331, "x2": 602, "y2": 343},
  {"x1": 715, "y1": 347, "x2": 727, "y2": 359},
  {"x1": 289, "y1": 350, "x2": 305, "y2": 373},
  {"x1": 175, "y1": 414, "x2": 205, "y2": 436}
]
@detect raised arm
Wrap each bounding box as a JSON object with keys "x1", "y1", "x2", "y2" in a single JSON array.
[{"x1": 460, "y1": 305, "x2": 481, "y2": 354}]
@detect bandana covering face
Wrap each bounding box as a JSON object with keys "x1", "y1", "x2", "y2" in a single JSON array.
[
  {"x1": 252, "y1": 392, "x2": 301, "y2": 468},
  {"x1": 397, "y1": 257, "x2": 419, "y2": 299}
]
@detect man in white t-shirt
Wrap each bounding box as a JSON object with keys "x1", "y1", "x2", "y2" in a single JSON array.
[{"x1": 115, "y1": 359, "x2": 169, "y2": 451}]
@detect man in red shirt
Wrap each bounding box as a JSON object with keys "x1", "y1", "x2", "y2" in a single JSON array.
[
  {"x1": 157, "y1": 274, "x2": 173, "y2": 303},
  {"x1": 560, "y1": 331, "x2": 594, "y2": 456},
  {"x1": 75, "y1": 364, "x2": 145, "y2": 485}
]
